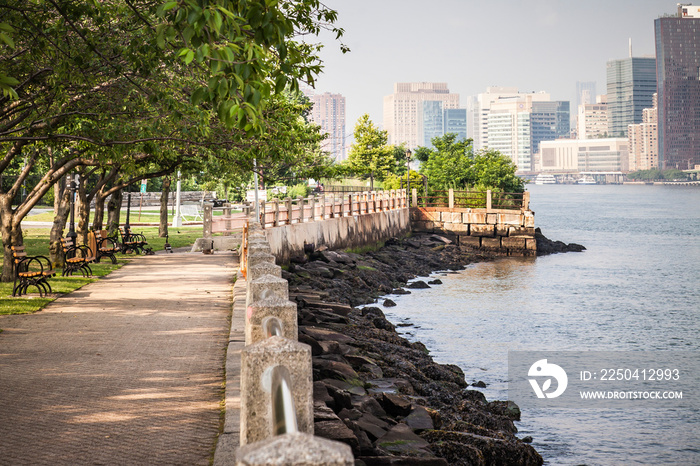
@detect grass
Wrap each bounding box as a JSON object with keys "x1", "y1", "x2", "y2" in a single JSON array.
[
  {"x1": 0, "y1": 225, "x2": 208, "y2": 316},
  {"x1": 27, "y1": 208, "x2": 240, "y2": 224}
]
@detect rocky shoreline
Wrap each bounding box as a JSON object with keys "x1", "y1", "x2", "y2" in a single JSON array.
[{"x1": 283, "y1": 233, "x2": 584, "y2": 465}]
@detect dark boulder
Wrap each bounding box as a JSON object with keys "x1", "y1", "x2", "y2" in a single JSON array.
[
  {"x1": 407, "y1": 280, "x2": 430, "y2": 289},
  {"x1": 379, "y1": 393, "x2": 412, "y2": 417}
]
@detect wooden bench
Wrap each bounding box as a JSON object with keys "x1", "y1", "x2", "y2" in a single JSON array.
[
  {"x1": 11, "y1": 245, "x2": 55, "y2": 297},
  {"x1": 60, "y1": 237, "x2": 95, "y2": 277},
  {"x1": 88, "y1": 230, "x2": 118, "y2": 264},
  {"x1": 118, "y1": 226, "x2": 153, "y2": 255}
]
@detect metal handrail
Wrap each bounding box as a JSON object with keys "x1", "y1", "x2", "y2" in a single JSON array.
[
  {"x1": 270, "y1": 365, "x2": 298, "y2": 435},
  {"x1": 263, "y1": 316, "x2": 283, "y2": 338}
]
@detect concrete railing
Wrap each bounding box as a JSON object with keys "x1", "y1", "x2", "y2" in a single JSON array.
[
  {"x1": 234, "y1": 222, "x2": 353, "y2": 465},
  {"x1": 257, "y1": 189, "x2": 408, "y2": 228}
]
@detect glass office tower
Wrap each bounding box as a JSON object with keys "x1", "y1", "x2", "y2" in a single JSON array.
[{"x1": 606, "y1": 57, "x2": 657, "y2": 137}]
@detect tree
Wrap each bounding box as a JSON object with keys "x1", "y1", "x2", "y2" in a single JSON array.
[
  {"x1": 418, "y1": 133, "x2": 525, "y2": 193},
  {"x1": 345, "y1": 114, "x2": 394, "y2": 190},
  {"x1": 0, "y1": 0, "x2": 345, "y2": 280}
]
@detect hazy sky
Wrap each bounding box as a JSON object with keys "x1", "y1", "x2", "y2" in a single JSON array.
[{"x1": 312, "y1": 0, "x2": 674, "y2": 133}]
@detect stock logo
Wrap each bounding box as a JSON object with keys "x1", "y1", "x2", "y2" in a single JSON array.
[{"x1": 528, "y1": 359, "x2": 568, "y2": 398}]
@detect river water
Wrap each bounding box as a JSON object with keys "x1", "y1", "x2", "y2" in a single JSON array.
[{"x1": 382, "y1": 185, "x2": 700, "y2": 465}]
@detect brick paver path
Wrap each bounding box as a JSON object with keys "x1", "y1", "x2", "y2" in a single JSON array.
[{"x1": 0, "y1": 252, "x2": 236, "y2": 465}]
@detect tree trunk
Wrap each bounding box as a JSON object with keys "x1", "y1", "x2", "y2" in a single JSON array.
[
  {"x1": 49, "y1": 179, "x2": 71, "y2": 267},
  {"x1": 369, "y1": 172, "x2": 374, "y2": 191},
  {"x1": 159, "y1": 177, "x2": 170, "y2": 237},
  {"x1": 107, "y1": 188, "x2": 122, "y2": 235},
  {"x1": 76, "y1": 172, "x2": 89, "y2": 244},
  {"x1": 0, "y1": 195, "x2": 23, "y2": 282},
  {"x1": 93, "y1": 186, "x2": 107, "y2": 231}
]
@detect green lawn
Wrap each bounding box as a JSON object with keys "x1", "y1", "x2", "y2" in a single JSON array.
[
  {"x1": 0, "y1": 226, "x2": 211, "y2": 316},
  {"x1": 27, "y1": 208, "x2": 239, "y2": 224}
]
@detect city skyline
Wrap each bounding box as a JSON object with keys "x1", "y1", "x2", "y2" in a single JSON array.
[{"x1": 312, "y1": 1, "x2": 671, "y2": 135}]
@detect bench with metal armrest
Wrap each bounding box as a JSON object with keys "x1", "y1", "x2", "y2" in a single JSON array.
[
  {"x1": 60, "y1": 237, "x2": 95, "y2": 277},
  {"x1": 87, "y1": 230, "x2": 118, "y2": 264},
  {"x1": 118, "y1": 226, "x2": 153, "y2": 255},
  {"x1": 11, "y1": 245, "x2": 55, "y2": 297}
]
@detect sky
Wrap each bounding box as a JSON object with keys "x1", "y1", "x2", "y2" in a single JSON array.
[{"x1": 310, "y1": 0, "x2": 674, "y2": 134}]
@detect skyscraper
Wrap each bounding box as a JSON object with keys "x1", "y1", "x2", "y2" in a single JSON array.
[
  {"x1": 383, "y1": 82, "x2": 460, "y2": 149},
  {"x1": 485, "y1": 92, "x2": 569, "y2": 172},
  {"x1": 419, "y1": 101, "x2": 445, "y2": 148},
  {"x1": 468, "y1": 86, "x2": 521, "y2": 151},
  {"x1": 417, "y1": 103, "x2": 467, "y2": 149},
  {"x1": 306, "y1": 91, "x2": 347, "y2": 161},
  {"x1": 606, "y1": 56, "x2": 656, "y2": 137},
  {"x1": 654, "y1": 5, "x2": 700, "y2": 169},
  {"x1": 443, "y1": 108, "x2": 467, "y2": 141}
]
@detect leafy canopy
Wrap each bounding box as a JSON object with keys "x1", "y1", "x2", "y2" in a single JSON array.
[
  {"x1": 345, "y1": 114, "x2": 395, "y2": 189},
  {"x1": 418, "y1": 133, "x2": 525, "y2": 193}
]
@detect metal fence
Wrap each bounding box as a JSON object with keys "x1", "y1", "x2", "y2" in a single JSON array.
[{"x1": 416, "y1": 189, "x2": 527, "y2": 211}]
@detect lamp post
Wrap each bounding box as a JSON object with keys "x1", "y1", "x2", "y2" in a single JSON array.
[
  {"x1": 67, "y1": 173, "x2": 78, "y2": 242},
  {"x1": 405, "y1": 148, "x2": 412, "y2": 202},
  {"x1": 125, "y1": 185, "x2": 132, "y2": 230}
]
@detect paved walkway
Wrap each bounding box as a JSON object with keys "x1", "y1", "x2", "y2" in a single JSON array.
[{"x1": 0, "y1": 252, "x2": 238, "y2": 465}]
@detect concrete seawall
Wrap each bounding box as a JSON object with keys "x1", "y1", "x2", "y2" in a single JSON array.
[{"x1": 264, "y1": 208, "x2": 411, "y2": 263}]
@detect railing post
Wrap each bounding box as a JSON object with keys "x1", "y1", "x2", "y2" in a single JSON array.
[
  {"x1": 297, "y1": 196, "x2": 304, "y2": 223},
  {"x1": 285, "y1": 197, "x2": 292, "y2": 225},
  {"x1": 330, "y1": 194, "x2": 336, "y2": 218},
  {"x1": 522, "y1": 191, "x2": 530, "y2": 211},
  {"x1": 412, "y1": 188, "x2": 417, "y2": 208},
  {"x1": 203, "y1": 203, "x2": 213, "y2": 239},
  {"x1": 449, "y1": 188, "x2": 454, "y2": 209},
  {"x1": 240, "y1": 337, "x2": 313, "y2": 445},
  {"x1": 246, "y1": 297, "x2": 297, "y2": 345},
  {"x1": 222, "y1": 203, "x2": 231, "y2": 236},
  {"x1": 321, "y1": 194, "x2": 326, "y2": 219},
  {"x1": 273, "y1": 198, "x2": 280, "y2": 227},
  {"x1": 260, "y1": 200, "x2": 266, "y2": 228},
  {"x1": 486, "y1": 189, "x2": 492, "y2": 212},
  {"x1": 349, "y1": 194, "x2": 354, "y2": 215},
  {"x1": 309, "y1": 196, "x2": 316, "y2": 222},
  {"x1": 236, "y1": 432, "x2": 353, "y2": 465}
]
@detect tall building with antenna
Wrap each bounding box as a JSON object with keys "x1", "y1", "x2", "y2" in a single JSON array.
[{"x1": 606, "y1": 40, "x2": 656, "y2": 137}]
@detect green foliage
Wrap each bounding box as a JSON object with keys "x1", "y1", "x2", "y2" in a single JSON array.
[
  {"x1": 627, "y1": 168, "x2": 689, "y2": 181},
  {"x1": 266, "y1": 182, "x2": 309, "y2": 200},
  {"x1": 344, "y1": 114, "x2": 395, "y2": 190},
  {"x1": 390, "y1": 143, "x2": 411, "y2": 176},
  {"x1": 287, "y1": 183, "x2": 310, "y2": 199},
  {"x1": 418, "y1": 133, "x2": 525, "y2": 193},
  {"x1": 383, "y1": 171, "x2": 423, "y2": 191}
]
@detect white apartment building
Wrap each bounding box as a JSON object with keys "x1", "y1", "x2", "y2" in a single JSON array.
[
  {"x1": 628, "y1": 103, "x2": 658, "y2": 171},
  {"x1": 538, "y1": 138, "x2": 629, "y2": 173},
  {"x1": 484, "y1": 92, "x2": 557, "y2": 172},
  {"x1": 383, "y1": 82, "x2": 460, "y2": 149},
  {"x1": 468, "y1": 86, "x2": 521, "y2": 150},
  {"x1": 577, "y1": 95, "x2": 608, "y2": 139}
]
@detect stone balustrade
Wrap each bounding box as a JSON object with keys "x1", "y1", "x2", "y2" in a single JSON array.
[{"x1": 232, "y1": 222, "x2": 353, "y2": 465}]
